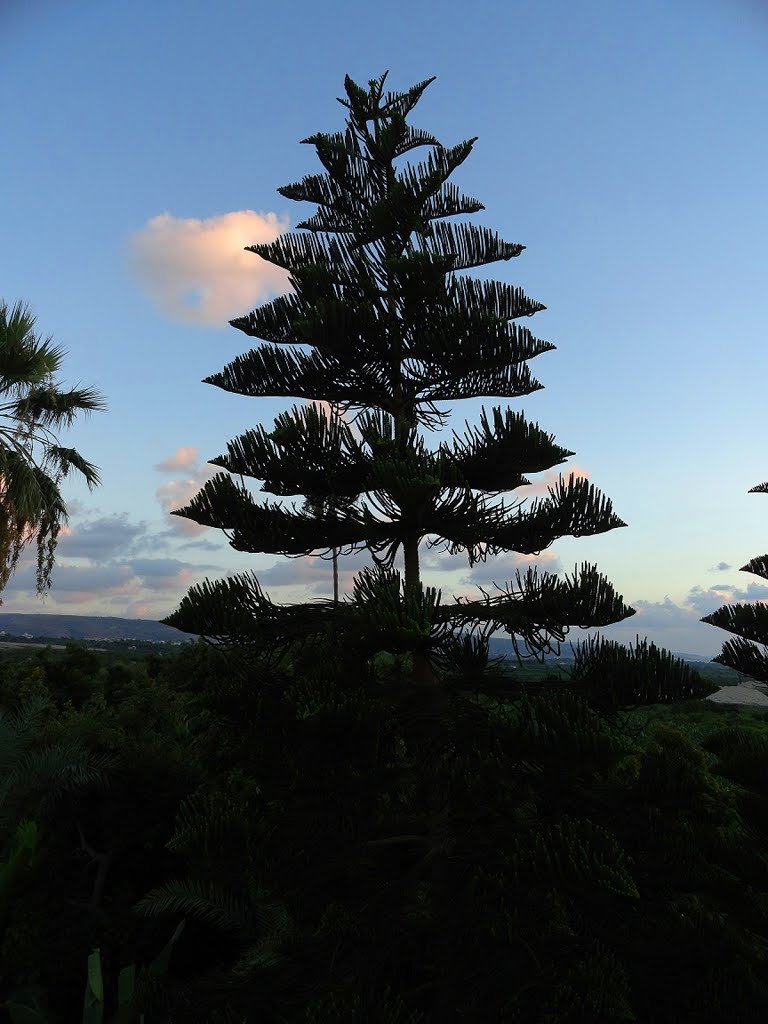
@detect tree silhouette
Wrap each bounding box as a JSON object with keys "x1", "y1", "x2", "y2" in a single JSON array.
[
  {"x1": 701, "y1": 479, "x2": 768, "y2": 685},
  {"x1": 0, "y1": 300, "x2": 105, "y2": 600},
  {"x1": 162, "y1": 71, "x2": 635, "y2": 686}
]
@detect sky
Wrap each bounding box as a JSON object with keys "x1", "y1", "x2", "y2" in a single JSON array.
[{"x1": 1, "y1": 0, "x2": 767, "y2": 658}]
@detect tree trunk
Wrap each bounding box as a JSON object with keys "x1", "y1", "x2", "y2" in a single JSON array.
[
  {"x1": 387, "y1": 240, "x2": 456, "y2": 1019},
  {"x1": 401, "y1": 533, "x2": 457, "y2": 1020},
  {"x1": 403, "y1": 535, "x2": 433, "y2": 685}
]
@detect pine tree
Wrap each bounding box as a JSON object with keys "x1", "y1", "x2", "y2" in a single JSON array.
[
  {"x1": 162, "y1": 71, "x2": 636, "y2": 688},
  {"x1": 701, "y1": 479, "x2": 768, "y2": 685}
]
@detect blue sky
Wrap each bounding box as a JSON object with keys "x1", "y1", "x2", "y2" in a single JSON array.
[{"x1": 1, "y1": 0, "x2": 767, "y2": 657}]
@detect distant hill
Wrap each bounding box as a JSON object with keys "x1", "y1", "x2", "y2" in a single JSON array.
[
  {"x1": 0, "y1": 614, "x2": 726, "y2": 665},
  {"x1": 486, "y1": 636, "x2": 722, "y2": 667},
  {"x1": 0, "y1": 614, "x2": 197, "y2": 643}
]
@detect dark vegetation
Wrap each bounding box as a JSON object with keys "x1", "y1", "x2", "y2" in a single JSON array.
[{"x1": 1, "y1": 637, "x2": 768, "y2": 1023}]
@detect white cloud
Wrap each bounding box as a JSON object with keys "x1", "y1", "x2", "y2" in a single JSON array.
[{"x1": 128, "y1": 209, "x2": 291, "y2": 326}]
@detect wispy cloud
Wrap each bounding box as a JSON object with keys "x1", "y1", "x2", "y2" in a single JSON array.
[{"x1": 128, "y1": 209, "x2": 291, "y2": 326}]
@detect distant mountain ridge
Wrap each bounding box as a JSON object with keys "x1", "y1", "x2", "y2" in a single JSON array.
[
  {"x1": 0, "y1": 613, "x2": 197, "y2": 643},
  {"x1": 0, "y1": 614, "x2": 722, "y2": 664},
  {"x1": 485, "y1": 636, "x2": 720, "y2": 666}
]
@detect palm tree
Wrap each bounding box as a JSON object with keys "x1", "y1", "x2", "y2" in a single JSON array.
[{"x1": 0, "y1": 300, "x2": 106, "y2": 600}]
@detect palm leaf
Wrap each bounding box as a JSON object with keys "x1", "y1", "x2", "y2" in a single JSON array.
[
  {"x1": 12, "y1": 386, "x2": 107, "y2": 429},
  {"x1": 44, "y1": 446, "x2": 102, "y2": 488},
  {"x1": 132, "y1": 877, "x2": 260, "y2": 940}
]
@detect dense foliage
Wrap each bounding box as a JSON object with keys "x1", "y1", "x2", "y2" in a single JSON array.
[{"x1": 2, "y1": 638, "x2": 768, "y2": 1023}]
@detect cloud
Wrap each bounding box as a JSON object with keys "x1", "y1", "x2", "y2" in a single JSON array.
[
  {"x1": 0, "y1": 561, "x2": 140, "y2": 607},
  {"x1": 514, "y1": 464, "x2": 591, "y2": 497},
  {"x1": 254, "y1": 543, "x2": 564, "y2": 605},
  {"x1": 155, "y1": 447, "x2": 200, "y2": 472},
  {"x1": 128, "y1": 558, "x2": 197, "y2": 591},
  {"x1": 458, "y1": 549, "x2": 562, "y2": 586},
  {"x1": 155, "y1": 449, "x2": 225, "y2": 537},
  {"x1": 710, "y1": 561, "x2": 732, "y2": 572},
  {"x1": 57, "y1": 513, "x2": 148, "y2": 559},
  {"x1": 122, "y1": 602, "x2": 155, "y2": 619},
  {"x1": 62, "y1": 498, "x2": 88, "y2": 518},
  {"x1": 417, "y1": 543, "x2": 561, "y2": 580},
  {"x1": 685, "y1": 581, "x2": 768, "y2": 614},
  {"x1": 176, "y1": 538, "x2": 227, "y2": 551},
  {"x1": 257, "y1": 550, "x2": 374, "y2": 597},
  {"x1": 0, "y1": 543, "x2": 228, "y2": 618},
  {"x1": 128, "y1": 210, "x2": 291, "y2": 326},
  {"x1": 618, "y1": 595, "x2": 694, "y2": 628}
]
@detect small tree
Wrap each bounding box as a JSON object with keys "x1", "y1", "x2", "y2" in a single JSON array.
[
  {"x1": 299, "y1": 400, "x2": 346, "y2": 605},
  {"x1": 701, "y1": 479, "x2": 768, "y2": 684},
  {"x1": 163, "y1": 71, "x2": 635, "y2": 686},
  {"x1": 0, "y1": 300, "x2": 105, "y2": 600}
]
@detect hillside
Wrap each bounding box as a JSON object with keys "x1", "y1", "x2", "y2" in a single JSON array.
[
  {"x1": 0, "y1": 613, "x2": 197, "y2": 643},
  {"x1": 485, "y1": 635, "x2": 722, "y2": 667},
  {"x1": 0, "y1": 615, "x2": 734, "y2": 678}
]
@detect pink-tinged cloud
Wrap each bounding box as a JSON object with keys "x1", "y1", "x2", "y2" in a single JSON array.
[
  {"x1": 156, "y1": 469, "x2": 221, "y2": 537},
  {"x1": 155, "y1": 449, "x2": 226, "y2": 537},
  {"x1": 11, "y1": 563, "x2": 142, "y2": 607},
  {"x1": 126, "y1": 602, "x2": 152, "y2": 618},
  {"x1": 156, "y1": 478, "x2": 203, "y2": 513},
  {"x1": 306, "y1": 400, "x2": 364, "y2": 442},
  {"x1": 686, "y1": 581, "x2": 768, "y2": 614},
  {"x1": 128, "y1": 210, "x2": 291, "y2": 326},
  {"x1": 155, "y1": 447, "x2": 199, "y2": 472},
  {"x1": 515, "y1": 465, "x2": 590, "y2": 497},
  {"x1": 0, "y1": 544, "x2": 225, "y2": 620},
  {"x1": 464, "y1": 548, "x2": 562, "y2": 580}
]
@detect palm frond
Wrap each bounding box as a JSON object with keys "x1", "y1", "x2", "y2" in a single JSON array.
[
  {"x1": 12, "y1": 385, "x2": 107, "y2": 429},
  {"x1": 0, "y1": 298, "x2": 105, "y2": 599},
  {"x1": 0, "y1": 300, "x2": 65, "y2": 383},
  {"x1": 44, "y1": 446, "x2": 102, "y2": 488},
  {"x1": 132, "y1": 877, "x2": 260, "y2": 940}
]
